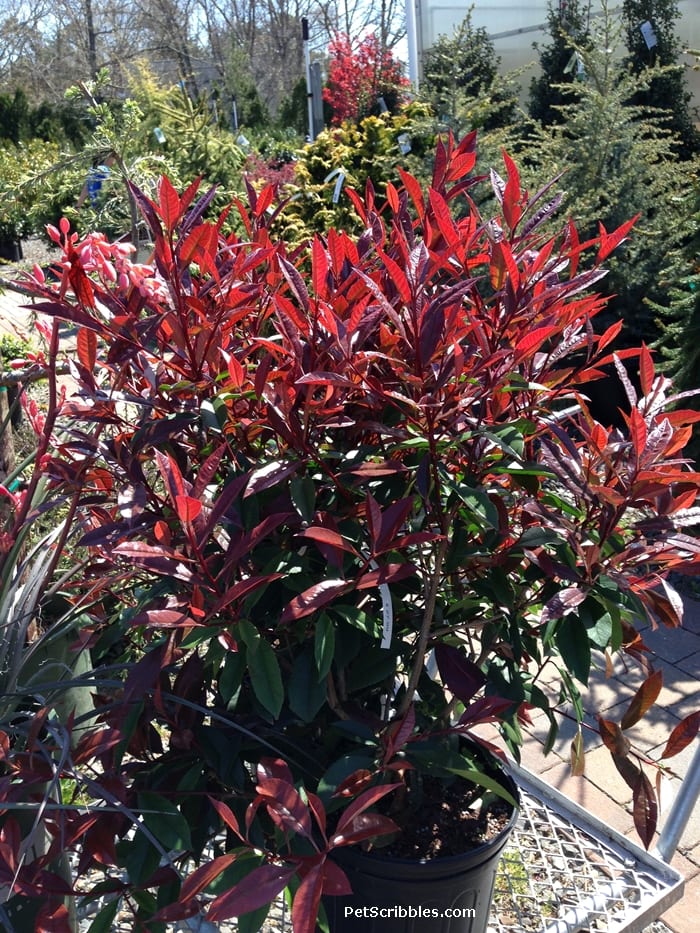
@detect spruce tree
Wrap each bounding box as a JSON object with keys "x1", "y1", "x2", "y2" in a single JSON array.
[
  {"x1": 420, "y1": 12, "x2": 517, "y2": 132},
  {"x1": 511, "y1": 0, "x2": 698, "y2": 350},
  {"x1": 529, "y1": 0, "x2": 593, "y2": 125},
  {"x1": 621, "y1": 0, "x2": 699, "y2": 156},
  {"x1": 650, "y1": 185, "x2": 700, "y2": 455}
]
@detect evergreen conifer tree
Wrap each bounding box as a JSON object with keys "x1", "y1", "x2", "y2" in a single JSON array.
[
  {"x1": 510, "y1": 1, "x2": 698, "y2": 351},
  {"x1": 420, "y1": 11, "x2": 517, "y2": 132},
  {"x1": 529, "y1": 0, "x2": 593, "y2": 125},
  {"x1": 621, "y1": 0, "x2": 699, "y2": 156}
]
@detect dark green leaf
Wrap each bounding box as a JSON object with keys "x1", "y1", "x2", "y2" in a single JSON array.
[
  {"x1": 290, "y1": 476, "x2": 316, "y2": 524},
  {"x1": 87, "y1": 898, "x2": 120, "y2": 933},
  {"x1": 238, "y1": 622, "x2": 284, "y2": 718},
  {"x1": 314, "y1": 613, "x2": 335, "y2": 680},
  {"x1": 117, "y1": 831, "x2": 160, "y2": 886},
  {"x1": 289, "y1": 650, "x2": 327, "y2": 722},
  {"x1": 555, "y1": 615, "x2": 591, "y2": 684},
  {"x1": 219, "y1": 650, "x2": 246, "y2": 708},
  {"x1": 138, "y1": 792, "x2": 192, "y2": 851}
]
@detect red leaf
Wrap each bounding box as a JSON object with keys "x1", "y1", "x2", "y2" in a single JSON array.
[
  {"x1": 129, "y1": 608, "x2": 198, "y2": 628},
  {"x1": 207, "y1": 862, "x2": 296, "y2": 922},
  {"x1": 333, "y1": 783, "x2": 398, "y2": 839},
  {"x1": 356, "y1": 563, "x2": 415, "y2": 589},
  {"x1": 158, "y1": 175, "x2": 183, "y2": 233},
  {"x1": 597, "y1": 215, "x2": 639, "y2": 262},
  {"x1": 208, "y1": 797, "x2": 244, "y2": 839},
  {"x1": 398, "y1": 167, "x2": 425, "y2": 217},
  {"x1": 291, "y1": 862, "x2": 324, "y2": 933},
  {"x1": 384, "y1": 705, "x2": 416, "y2": 757},
  {"x1": 639, "y1": 343, "x2": 655, "y2": 397},
  {"x1": 660, "y1": 711, "x2": 700, "y2": 759},
  {"x1": 307, "y1": 791, "x2": 327, "y2": 837},
  {"x1": 36, "y1": 903, "x2": 72, "y2": 933},
  {"x1": 632, "y1": 769, "x2": 658, "y2": 849},
  {"x1": 68, "y1": 262, "x2": 96, "y2": 309},
  {"x1": 155, "y1": 449, "x2": 187, "y2": 504},
  {"x1": 330, "y1": 812, "x2": 399, "y2": 848},
  {"x1": 256, "y1": 777, "x2": 315, "y2": 840},
  {"x1": 176, "y1": 494, "x2": 202, "y2": 523},
  {"x1": 628, "y1": 407, "x2": 648, "y2": 463},
  {"x1": 620, "y1": 670, "x2": 663, "y2": 731},
  {"x1": 180, "y1": 853, "x2": 238, "y2": 903},
  {"x1": 540, "y1": 586, "x2": 587, "y2": 624},
  {"x1": 280, "y1": 579, "x2": 349, "y2": 623},
  {"x1": 428, "y1": 188, "x2": 459, "y2": 248},
  {"x1": 386, "y1": 182, "x2": 400, "y2": 214},
  {"x1": 299, "y1": 526, "x2": 359, "y2": 557},
  {"x1": 279, "y1": 255, "x2": 310, "y2": 311},
  {"x1": 178, "y1": 222, "x2": 219, "y2": 272},
  {"x1": 502, "y1": 150, "x2": 523, "y2": 232},
  {"x1": 445, "y1": 130, "x2": 477, "y2": 183},
  {"x1": 457, "y1": 695, "x2": 514, "y2": 726},
  {"x1": 379, "y1": 249, "x2": 412, "y2": 304},
  {"x1": 211, "y1": 574, "x2": 285, "y2": 615},
  {"x1": 245, "y1": 460, "x2": 300, "y2": 497},
  {"x1": 333, "y1": 769, "x2": 373, "y2": 798},
  {"x1": 434, "y1": 643, "x2": 485, "y2": 705},
  {"x1": 515, "y1": 325, "x2": 558, "y2": 357},
  {"x1": 77, "y1": 326, "x2": 97, "y2": 372},
  {"x1": 490, "y1": 240, "x2": 519, "y2": 292},
  {"x1": 322, "y1": 858, "x2": 352, "y2": 896},
  {"x1": 598, "y1": 717, "x2": 631, "y2": 756},
  {"x1": 312, "y1": 237, "x2": 330, "y2": 299},
  {"x1": 254, "y1": 184, "x2": 275, "y2": 218},
  {"x1": 258, "y1": 757, "x2": 295, "y2": 784}
]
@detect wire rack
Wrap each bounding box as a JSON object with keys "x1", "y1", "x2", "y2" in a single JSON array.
[
  {"x1": 489, "y1": 765, "x2": 684, "y2": 933},
  {"x1": 78, "y1": 763, "x2": 685, "y2": 932}
]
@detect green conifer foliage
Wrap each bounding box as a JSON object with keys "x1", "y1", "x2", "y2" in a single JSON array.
[
  {"x1": 529, "y1": 0, "x2": 593, "y2": 125},
  {"x1": 512, "y1": 1, "x2": 698, "y2": 350},
  {"x1": 650, "y1": 183, "x2": 700, "y2": 454},
  {"x1": 621, "y1": 0, "x2": 699, "y2": 156},
  {"x1": 421, "y1": 11, "x2": 517, "y2": 132}
]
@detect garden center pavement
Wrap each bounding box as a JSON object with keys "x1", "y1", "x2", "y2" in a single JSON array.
[{"x1": 1, "y1": 279, "x2": 699, "y2": 932}]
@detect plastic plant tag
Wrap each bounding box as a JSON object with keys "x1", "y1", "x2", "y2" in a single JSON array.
[{"x1": 640, "y1": 20, "x2": 657, "y2": 49}]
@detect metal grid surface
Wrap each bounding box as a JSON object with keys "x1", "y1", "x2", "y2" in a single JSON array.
[{"x1": 489, "y1": 766, "x2": 684, "y2": 933}]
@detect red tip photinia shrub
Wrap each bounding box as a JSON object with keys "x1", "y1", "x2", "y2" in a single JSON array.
[
  {"x1": 3, "y1": 132, "x2": 700, "y2": 931},
  {"x1": 323, "y1": 32, "x2": 409, "y2": 125}
]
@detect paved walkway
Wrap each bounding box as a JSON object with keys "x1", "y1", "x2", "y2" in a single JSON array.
[
  {"x1": 1, "y1": 275, "x2": 699, "y2": 931},
  {"x1": 0, "y1": 275, "x2": 37, "y2": 342},
  {"x1": 517, "y1": 593, "x2": 700, "y2": 932}
]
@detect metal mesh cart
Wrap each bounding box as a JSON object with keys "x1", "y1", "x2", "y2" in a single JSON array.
[{"x1": 488, "y1": 744, "x2": 700, "y2": 933}]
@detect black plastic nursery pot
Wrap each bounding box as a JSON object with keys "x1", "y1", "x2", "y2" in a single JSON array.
[
  {"x1": 324, "y1": 775, "x2": 519, "y2": 933},
  {"x1": 0, "y1": 237, "x2": 23, "y2": 262}
]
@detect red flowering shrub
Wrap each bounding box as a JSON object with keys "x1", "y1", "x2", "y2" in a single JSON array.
[{"x1": 323, "y1": 33, "x2": 409, "y2": 125}]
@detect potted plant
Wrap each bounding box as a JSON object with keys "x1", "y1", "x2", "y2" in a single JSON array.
[
  {"x1": 8, "y1": 133, "x2": 700, "y2": 933},
  {"x1": 0, "y1": 140, "x2": 63, "y2": 263}
]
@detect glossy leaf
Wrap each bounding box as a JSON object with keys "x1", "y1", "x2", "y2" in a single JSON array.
[
  {"x1": 180, "y1": 853, "x2": 238, "y2": 903},
  {"x1": 599, "y1": 718, "x2": 632, "y2": 757},
  {"x1": 280, "y1": 580, "x2": 349, "y2": 624},
  {"x1": 256, "y1": 777, "x2": 315, "y2": 840},
  {"x1": 292, "y1": 863, "x2": 325, "y2": 933},
  {"x1": 620, "y1": 670, "x2": 663, "y2": 731},
  {"x1": 207, "y1": 863, "x2": 296, "y2": 922},
  {"x1": 632, "y1": 769, "x2": 658, "y2": 849},
  {"x1": 660, "y1": 711, "x2": 700, "y2": 759},
  {"x1": 434, "y1": 643, "x2": 485, "y2": 705}
]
